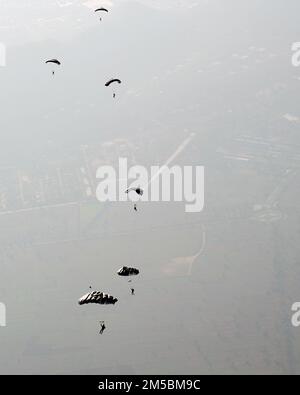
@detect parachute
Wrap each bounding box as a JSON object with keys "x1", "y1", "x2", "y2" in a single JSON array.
[
  {"x1": 105, "y1": 78, "x2": 122, "y2": 87},
  {"x1": 125, "y1": 187, "x2": 144, "y2": 196},
  {"x1": 95, "y1": 8, "x2": 109, "y2": 13},
  {"x1": 78, "y1": 291, "x2": 118, "y2": 305},
  {"x1": 117, "y1": 266, "x2": 140, "y2": 277},
  {"x1": 45, "y1": 59, "x2": 61, "y2": 66}
]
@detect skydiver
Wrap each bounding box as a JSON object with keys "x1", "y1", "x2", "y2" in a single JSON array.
[
  {"x1": 113, "y1": 93, "x2": 116, "y2": 98},
  {"x1": 52, "y1": 71, "x2": 55, "y2": 76},
  {"x1": 134, "y1": 204, "x2": 137, "y2": 212},
  {"x1": 99, "y1": 322, "x2": 106, "y2": 335},
  {"x1": 131, "y1": 288, "x2": 135, "y2": 295}
]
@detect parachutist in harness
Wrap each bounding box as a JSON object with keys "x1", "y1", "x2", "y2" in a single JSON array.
[
  {"x1": 105, "y1": 79, "x2": 121, "y2": 100},
  {"x1": 131, "y1": 288, "x2": 135, "y2": 295},
  {"x1": 45, "y1": 59, "x2": 61, "y2": 77},
  {"x1": 134, "y1": 204, "x2": 137, "y2": 212},
  {"x1": 99, "y1": 321, "x2": 106, "y2": 335}
]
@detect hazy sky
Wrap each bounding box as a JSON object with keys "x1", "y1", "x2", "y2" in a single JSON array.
[{"x1": 0, "y1": 0, "x2": 300, "y2": 375}]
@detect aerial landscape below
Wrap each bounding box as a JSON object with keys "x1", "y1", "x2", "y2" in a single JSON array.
[{"x1": 0, "y1": 0, "x2": 299, "y2": 378}]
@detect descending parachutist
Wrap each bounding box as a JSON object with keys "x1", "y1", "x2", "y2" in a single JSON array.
[
  {"x1": 105, "y1": 79, "x2": 121, "y2": 99},
  {"x1": 134, "y1": 204, "x2": 137, "y2": 212},
  {"x1": 45, "y1": 59, "x2": 61, "y2": 76},
  {"x1": 131, "y1": 288, "x2": 135, "y2": 296},
  {"x1": 99, "y1": 321, "x2": 106, "y2": 335}
]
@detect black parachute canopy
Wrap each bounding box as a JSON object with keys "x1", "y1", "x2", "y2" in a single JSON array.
[
  {"x1": 117, "y1": 266, "x2": 140, "y2": 276},
  {"x1": 78, "y1": 291, "x2": 118, "y2": 305},
  {"x1": 125, "y1": 187, "x2": 143, "y2": 196},
  {"x1": 105, "y1": 78, "x2": 122, "y2": 87},
  {"x1": 95, "y1": 8, "x2": 109, "y2": 12},
  {"x1": 45, "y1": 59, "x2": 61, "y2": 66}
]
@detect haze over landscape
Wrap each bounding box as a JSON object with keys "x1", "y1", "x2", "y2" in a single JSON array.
[{"x1": 0, "y1": 0, "x2": 300, "y2": 374}]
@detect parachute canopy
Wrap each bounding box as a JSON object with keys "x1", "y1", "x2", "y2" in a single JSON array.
[
  {"x1": 105, "y1": 78, "x2": 122, "y2": 87},
  {"x1": 45, "y1": 59, "x2": 61, "y2": 66},
  {"x1": 117, "y1": 266, "x2": 140, "y2": 276},
  {"x1": 78, "y1": 291, "x2": 118, "y2": 305},
  {"x1": 125, "y1": 187, "x2": 144, "y2": 196},
  {"x1": 95, "y1": 8, "x2": 109, "y2": 12}
]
